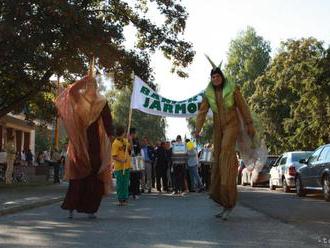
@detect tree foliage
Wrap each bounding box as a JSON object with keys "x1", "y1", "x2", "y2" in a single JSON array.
[
  {"x1": 187, "y1": 117, "x2": 213, "y2": 144},
  {"x1": 225, "y1": 26, "x2": 271, "y2": 100},
  {"x1": 0, "y1": 0, "x2": 195, "y2": 119},
  {"x1": 107, "y1": 88, "x2": 166, "y2": 144},
  {"x1": 250, "y1": 38, "x2": 330, "y2": 153},
  {"x1": 187, "y1": 27, "x2": 270, "y2": 146}
]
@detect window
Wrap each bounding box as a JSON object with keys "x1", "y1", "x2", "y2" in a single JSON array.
[
  {"x1": 279, "y1": 156, "x2": 287, "y2": 165},
  {"x1": 308, "y1": 147, "x2": 323, "y2": 164},
  {"x1": 319, "y1": 146, "x2": 330, "y2": 162},
  {"x1": 325, "y1": 147, "x2": 330, "y2": 162},
  {"x1": 266, "y1": 156, "x2": 279, "y2": 167},
  {"x1": 292, "y1": 152, "x2": 313, "y2": 162}
]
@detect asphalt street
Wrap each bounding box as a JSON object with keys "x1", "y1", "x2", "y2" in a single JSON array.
[
  {"x1": 0, "y1": 188, "x2": 327, "y2": 248},
  {"x1": 238, "y1": 185, "x2": 330, "y2": 240}
]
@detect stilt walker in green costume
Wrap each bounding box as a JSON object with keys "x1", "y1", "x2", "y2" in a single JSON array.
[{"x1": 195, "y1": 56, "x2": 256, "y2": 220}]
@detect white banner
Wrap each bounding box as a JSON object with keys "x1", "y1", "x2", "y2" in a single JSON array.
[{"x1": 131, "y1": 76, "x2": 205, "y2": 118}]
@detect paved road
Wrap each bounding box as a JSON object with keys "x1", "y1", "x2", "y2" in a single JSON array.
[
  {"x1": 0, "y1": 189, "x2": 325, "y2": 248},
  {"x1": 238, "y1": 185, "x2": 330, "y2": 241}
]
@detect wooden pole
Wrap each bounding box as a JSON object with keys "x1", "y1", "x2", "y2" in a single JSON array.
[
  {"x1": 123, "y1": 97, "x2": 133, "y2": 176},
  {"x1": 123, "y1": 72, "x2": 135, "y2": 175},
  {"x1": 54, "y1": 75, "x2": 60, "y2": 149}
]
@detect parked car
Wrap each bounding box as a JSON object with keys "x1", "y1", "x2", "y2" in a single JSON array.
[
  {"x1": 269, "y1": 151, "x2": 313, "y2": 192},
  {"x1": 295, "y1": 144, "x2": 330, "y2": 201},
  {"x1": 241, "y1": 155, "x2": 279, "y2": 187}
]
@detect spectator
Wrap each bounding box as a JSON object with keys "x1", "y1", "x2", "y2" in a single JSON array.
[
  {"x1": 141, "y1": 137, "x2": 154, "y2": 193},
  {"x1": 51, "y1": 148, "x2": 61, "y2": 184},
  {"x1": 26, "y1": 149, "x2": 34, "y2": 166},
  {"x1": 165, "y1": 141, "x2": 173, "y2": 191},
  {"x1": 129, "y1": 128, "x2": 141, "y2": 200},
  {"x1": 200, "y1": 144, "x2": 212, "y2": 190},
  {"x1": 172, "y1": 135, "x2": 186, "y2": 195},
  {"x1": 112, "y1": 126, "x2": 131, "y2": 206},
  {"x1": 236, "y1": 151, "x2": 245, "y2": 185},
  {"x1": 186, "y1": 140, "x2": 203, "y2": 192},
  {"x1": 155, "y1": 141, "x2": 169, "y2": 193},
  {"x1": 21, "y1": 150, "x2": 26, "y2": 166},
  {"x1": 36, "y1": 151, "x2": 45, "y2": 166}
]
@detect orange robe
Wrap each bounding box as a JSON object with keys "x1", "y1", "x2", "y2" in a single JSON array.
[{"x1": 56, "y1": 76, "x2": 113, "y2": 213}]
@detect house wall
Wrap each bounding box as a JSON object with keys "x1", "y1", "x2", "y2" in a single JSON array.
[{"x1": 0, "y1": 115, "x2": 35, "y2": 156}]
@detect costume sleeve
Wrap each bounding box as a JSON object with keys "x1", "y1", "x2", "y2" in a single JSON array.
[
  {"x1": 196, "y1": 97, "x2": 210, "y2": 134},
  {"x1": 111, "y1": 141, "x2": 119, "y2": 157},
  {"x1": 234, "y1": 87, "x2": 253, "y2": 126},
  {"x1": 68, "y1": 76, "x2": 89, "y2": 103},
  {"x1": 101, "y1": 102, "x2": 113, "y2": 137}
]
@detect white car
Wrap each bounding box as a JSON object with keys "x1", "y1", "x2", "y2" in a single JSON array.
[{"x1": 269, "y1": 151, "x2": 313, "y2": 192}]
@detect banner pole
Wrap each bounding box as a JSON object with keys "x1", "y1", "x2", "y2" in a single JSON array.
[{"x1": 123, "y1": 72, "x2": 135, "y2": 175}]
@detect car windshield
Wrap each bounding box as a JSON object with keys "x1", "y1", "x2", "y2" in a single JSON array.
[
  {"x1": 292, "y1": 152, "x2": 312, "y2": 162},
  {"x1": 264, "y1": 157, "x2": 278, "y2": 168}
]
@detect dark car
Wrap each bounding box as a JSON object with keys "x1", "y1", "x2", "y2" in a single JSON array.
[{"x1": 295, "y1": 144, "x2": 330, "y2": 201}]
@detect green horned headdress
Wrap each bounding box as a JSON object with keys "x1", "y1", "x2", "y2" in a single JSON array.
[{"x1": 204, "y1": 55, "x2": 236, "y2": 112}]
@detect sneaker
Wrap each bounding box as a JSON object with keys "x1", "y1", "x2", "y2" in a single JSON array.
[
  {"x1": 68, "y1": 210, "x2": 74, "y2": 219},
  {"x1": 222, "y1": 209, "x2": 233, "y2": 221}
]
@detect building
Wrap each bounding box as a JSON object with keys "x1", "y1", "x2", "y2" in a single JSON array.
[{"x1": 0, "y1": 113, "x2": 35, "y2": 155}]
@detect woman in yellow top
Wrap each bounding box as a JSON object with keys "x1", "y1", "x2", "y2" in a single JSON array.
[{"x1": 112, "y1": 126, "x2": 131, "y2": 206}]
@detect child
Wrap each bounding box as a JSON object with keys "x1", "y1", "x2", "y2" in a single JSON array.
[{"x1": 112, "y1": 126, "x2": 131, "y2": 206}]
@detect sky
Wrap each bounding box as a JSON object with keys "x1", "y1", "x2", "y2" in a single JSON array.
[{"x1": 147, "y1": 0, "x2": 330, "y2": 140}]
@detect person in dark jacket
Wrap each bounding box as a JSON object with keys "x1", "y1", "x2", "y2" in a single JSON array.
[
  {"x1": 155, "y1": 142, "x2": 169, "y2": 192},
  {"x1": 129, "y1": 128, "x2": 141, "y2": 199}
]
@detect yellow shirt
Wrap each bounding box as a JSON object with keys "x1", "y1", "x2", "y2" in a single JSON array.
[{"x1": 111, "y1": 138, "x2": 131, "y2": 171}]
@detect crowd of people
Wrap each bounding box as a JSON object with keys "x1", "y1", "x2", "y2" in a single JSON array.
[
  {"x1": 1, "y1": 142, "x2": 68, "y2": 184},
  {"x1": 114, "y1": 130, "x2": 210, "y2": 205}
]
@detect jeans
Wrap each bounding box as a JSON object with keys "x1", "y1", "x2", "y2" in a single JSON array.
[
  {"x1": 188, "y1": 165, "x2": 203, "y2": 191},
  {"x1": 144, "y1": 161, "x2": 152, "y2": 190}
]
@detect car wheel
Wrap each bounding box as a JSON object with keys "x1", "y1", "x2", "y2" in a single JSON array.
[
  {"x1": 269, "y1": 179, "x2": 275, "y2": 190},
  {"x1": 283, "y1": 178, "x2": 290, "y2": 193},
  {"x1": 296, "y1": 176, "x2": 306, "y2": 197},
  {"x1": 322, "y1": 175, "x2": 330, "y2": 202}
]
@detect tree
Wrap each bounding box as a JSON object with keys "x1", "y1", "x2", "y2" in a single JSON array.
[
  {"x1": 187, "y1": 117, "x2": 213, "y2": 145},
  {"x1": 250, "y1": 38, "x2": 330, "y2": 153},
  {"x1": 108, "y1": 88, "x2": 166, "y2": 144},
  {"x1": 0, "y1": 0, "x2": 195, "y2": 118},
  {"x1": 225, "y1": 26, "x2": 271, "y2": 100}
]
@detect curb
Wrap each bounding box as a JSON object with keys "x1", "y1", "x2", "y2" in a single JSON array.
[{"x1": 0, "y1": 196, "x2": 64, "y2": 217}]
